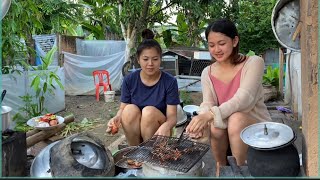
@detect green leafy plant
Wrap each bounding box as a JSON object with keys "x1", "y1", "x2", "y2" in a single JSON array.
[
  {"x1": 28, "y1": 46, "x2": 63, "y2": 114},
  {"x1": 263, "y1": 65, "x2": 279, "y2": 87},
  {"x1": 179, "y1": 90, "x2": 193, "y2": 105},
  {"x1": 246, "y1": 50, "x2": 255, "y2": 56},
  {"x1": 12, "y1": 93, "x2": 47, "y2": 132},
  {"x1": 60, "y1": 118, "x2": 99, "y2": 137},
  {"x1": 12, "y1": 46, "x2": 64, "y2": 131}
]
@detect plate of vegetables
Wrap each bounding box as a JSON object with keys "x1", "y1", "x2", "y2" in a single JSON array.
[{"x1": 27, "y1": 113, "x2": 64, "y2": 130}]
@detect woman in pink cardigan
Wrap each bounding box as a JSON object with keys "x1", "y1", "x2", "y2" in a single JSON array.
[{"x1": 186, "y1": 18, "x2": 271, "y2": 166}]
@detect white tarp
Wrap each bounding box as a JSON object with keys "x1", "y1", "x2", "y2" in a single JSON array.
[
  {"x1": 76, "y1": 39, "x2": 126, "y2": 56},
  {"x1": 63, "y1": 51, "x2": 125, "y2": 95},
  {"x1": 2, "y1": 66, "x2": 65, "y2": 116}
]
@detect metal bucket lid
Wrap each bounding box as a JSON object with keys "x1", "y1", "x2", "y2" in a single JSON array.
[{"x1": 240, "y1": 122, "x2": 294, "y2": 149}]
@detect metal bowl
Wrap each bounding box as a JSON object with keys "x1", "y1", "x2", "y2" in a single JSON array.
[
  {"x1": 176, "y1": 104, "x2": 187, "y2": 126},
  {"x1": 183, "y1": 105, "x2": 200, "y2": 116}
]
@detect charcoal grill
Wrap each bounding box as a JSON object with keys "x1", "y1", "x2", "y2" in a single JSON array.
[{"x1": 123, "y1": 135, "x2": 210, "y2": 173}]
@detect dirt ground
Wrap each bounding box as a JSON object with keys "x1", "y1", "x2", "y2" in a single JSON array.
[{"x1": 54, "y1": 91, "x2": 203, "y2": 148}]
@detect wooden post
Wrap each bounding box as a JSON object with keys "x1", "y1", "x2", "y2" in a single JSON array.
[
  {"x1": 56, "y1": 33, "x2": 62, "y2": 67},
  {"x1": 300, "y1": 0, "x2": 319, "y2": 176},
  {"x1": 278, "y1": 48, "x2": 284, "y2": 99},
  {"x1": 2, "y1": 132, "x2": 27, "y2": 177}
]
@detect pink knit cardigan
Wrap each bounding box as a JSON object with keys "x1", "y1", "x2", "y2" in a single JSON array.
[{"x1": 199, "y1": 55, "x2": 272, "y2": 129}]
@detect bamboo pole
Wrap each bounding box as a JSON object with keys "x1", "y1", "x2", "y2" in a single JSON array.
[{"x1": 278, "y1": 48, "x2": 284, "y2": 99}]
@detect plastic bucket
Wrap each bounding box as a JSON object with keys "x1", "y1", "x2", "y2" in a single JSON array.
[{"x1": 104, "y1": 91, "x2": 115, "y2": 102}]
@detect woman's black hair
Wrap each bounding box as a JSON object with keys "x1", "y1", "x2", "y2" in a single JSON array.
[
  {"x1": 142, "y1": 29, "x2": 155, "y2": 40},
  {"x1": 136, "y1": 39, "x2": 162, "y2": 59},
  {"x1": 205, "y1": 18, "x2": 245, "y2": 65}
]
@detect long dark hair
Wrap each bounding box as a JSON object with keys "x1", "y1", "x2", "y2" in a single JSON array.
[
  {"x1": 136, "y1": 39, "x2": 162, "y2": 59},
  {"x1": 205, "y1": 18, "x2": 245, "y2": 65}
]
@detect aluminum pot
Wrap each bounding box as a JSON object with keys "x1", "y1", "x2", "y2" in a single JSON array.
[
  {"x1": 1, "y1": 106, "x2": 12, "y2": 132},
  {"x1": 241, "y1": 122, "x2": 300, "y2": 177}
]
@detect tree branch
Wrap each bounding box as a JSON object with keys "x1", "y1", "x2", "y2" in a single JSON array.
[
  {"x1": 145, "y1": 1, "x2": 177, "y2": 22},
  {"x1": 118, "y1": 2, "x2": 127, "y2": 40}
]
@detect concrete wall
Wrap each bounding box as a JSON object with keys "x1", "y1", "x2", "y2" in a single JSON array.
[
  {"x1": 262, "y1": 48, "x2": 280, "y2": 68},
  {"x1": 300, "y1": 0, "x2": 318, "y2": 176}
]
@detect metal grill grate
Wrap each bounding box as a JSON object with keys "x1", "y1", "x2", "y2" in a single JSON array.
[{"x1": 123, "y1": 135, "x2": 210, "y2": 173}]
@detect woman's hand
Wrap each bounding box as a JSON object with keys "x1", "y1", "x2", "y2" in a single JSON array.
[
  {"x1": 186, "y1": 111, "x2": 213, "y2": 134},
  {"x1": 188, "y1": 131, "x2": 203, "y2": 139},
  {"x1": 106, "y1": 115, "x2": 121, "y2": 135},
  {"x1": 154, "y1": 123, "x2": 172, "y2": 137}
]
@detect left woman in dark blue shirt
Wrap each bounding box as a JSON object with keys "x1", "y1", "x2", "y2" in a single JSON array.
[{"x1": 107, "y1": 38, "x2": 180, "y2": 146}]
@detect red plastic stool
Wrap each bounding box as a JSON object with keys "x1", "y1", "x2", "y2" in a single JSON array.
[{"x1": 92, "y1": 70, "x2": 112, "y2": 101}]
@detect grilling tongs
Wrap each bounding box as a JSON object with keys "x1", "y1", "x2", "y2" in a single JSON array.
[{"x1": 176, "y1": 111, "x2": 198, "y2": 145}]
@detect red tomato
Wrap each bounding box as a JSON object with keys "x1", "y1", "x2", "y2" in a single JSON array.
[
  {"x1": 111, "y1": 126, "x2": 118, "y2": 135},
  {"x1": 40, "y1": 117, "x2": 50, "y2": 123}
]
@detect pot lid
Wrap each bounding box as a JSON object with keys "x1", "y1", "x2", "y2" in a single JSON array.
[{"x1": 240, "y1": 122, "x2": 294, "y2": 149}]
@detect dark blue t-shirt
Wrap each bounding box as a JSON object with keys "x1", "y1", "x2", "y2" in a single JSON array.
[{"x1": 121, "y1": 70, "x2": 180, "y2": 115}]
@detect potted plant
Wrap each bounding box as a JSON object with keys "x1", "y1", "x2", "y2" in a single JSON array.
[{"x1": 262, "y1": 65, "x2": 280, "y2": 101}]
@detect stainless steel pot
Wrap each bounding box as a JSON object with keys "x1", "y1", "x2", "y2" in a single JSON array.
[{"x1": 1, "y1": 106, "x2": 12, "y2": 132}]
